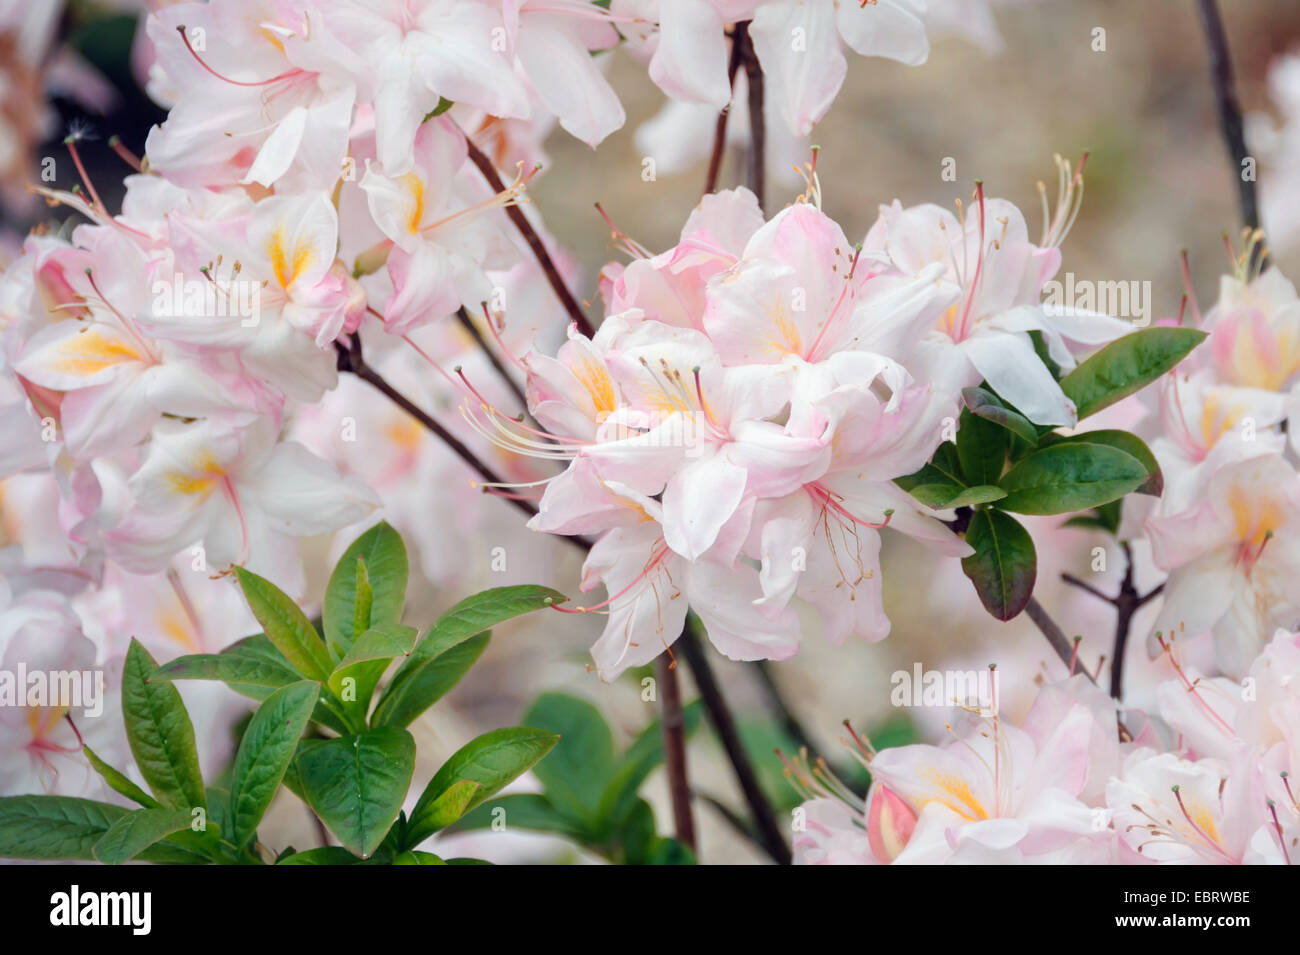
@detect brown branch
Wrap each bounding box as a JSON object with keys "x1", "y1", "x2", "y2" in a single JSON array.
[
  {"x1": 703, "y1": 28, "x2": 746, "y2": 195},
  {"x1": 1060, "y1": 542, "x2": 1164, "y2": 702},
  {"x1": 678, "y1": 618, "x2": 791, "y2": 864},
  {"x1": 461, "y1": 133, "x2": 596, "y2": 338},
  {"x1": 335, "y1": 334, "x2": 540, "y2": 520},
  {"x1": 1024, "y1": 595, "x2": 1133, "y2": 742},
  {"x1": 1195, "y1": 0, "x2": 1261, "y2": 240},
  {"x1": 657, "y1": 652, "x2": 696, "y2": 852},
  {"x1": 454, "y1": 305, "x2": 529, "y2": 415},
  {"x1": 734, "y1": 21, "x2": 765, "y2": 213}
]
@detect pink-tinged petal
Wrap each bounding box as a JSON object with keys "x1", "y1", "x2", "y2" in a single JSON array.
[
  {"x1": 962, "y1": 330, "x2": 1077, "y2": 426},
  {"x1": 797, "y1": 523, "x2": 889, "y2": 643},
  {"x1": 866, "y1": 784, "x2": 919, "y2": 863},
  {"x1": 244, "y1": 441, "x2": 379, "y2": 536},
  {"x1": 15, "y1": 322, "x2": 145, "y2": 391},
  {"x1": 836, "y1": 0, "x2": 930, "y2": 66},
  {"x1": 688, "y1": 558, "x2": 801, "y2": 661},
  {"x1": 410, "y1": 2, "x2": 530, "y2": 120},
  {"x1": 753, "y1": 493, "x2": 816, "y2": 614},
  {"x1": 516, "y1": 15, "x2": 625, "y2": 147},
  {"x1": 750, "y1": 0, "x2": 848, "y2": 135},
  {"x1": 662, "y1": 454, "x2": 748, "y2": 559},
  {"x1": 648, "y1": 0, "x2": 732, "y2": 109},
  {"x1": 381, "y1": 243, "x2": 460, "y2": 334}
]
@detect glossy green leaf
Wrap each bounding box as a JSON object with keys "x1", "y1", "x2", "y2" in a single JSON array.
[
  {"x1": 373, "y1": 584, "x2": 563, "y2": 727},
  {"x1": 0, "y1": 796, "x2": 130, "y2": 860},
  {"x1": 997, "y1": 442, "x2": 1147, "y2": 515},
  {"x1": 93, "y1": 808, "x2": 194, "y2": 865},
  {"x1": 961, "y1": 508, "x2": 1037, "y2": 620},
  {"x1": 962, "y1": 386, "x2": 1040, "y2": 445},
  {"x1": 82, "y1": 745, "x2": 159, "y2": 809},
  {"x1": 235, "y1": 567, "x2": 333, "y2": 681},
  {"x1": 408, "y1": 727, "x2": 559, "y2": 847},
  {"x1": 1040, "y1": 430, "x2": 1163, "y2": 496},
  {"x1": 371, "y1": 633, "x2": 489, "y2": 729},
  {"x1": 956, "y1": 406, "x2": 1007, "y2": 485},
  {"x1": 523, "y1": 693, "x2": 615, "y2": 824},
  {"x1": 276, "y1": 846, "x2": 365, "y2": 865},
  {"x1": 401, "y1": 780, "x2": 480, "y2": 847},
  {"x1": 450, "y1": 793, "x2": 583, "y2": 838},
  {"x1": 122, "y1": 639, "x2": 206, "y2": 811},
  {"x1": 1060, "y1": 327, "x2": 1206, "y2": 420},
  {"x1": 323, "y1": 521, "x2": 408, "y2": 654},
  {"x1": 296, "y1": 727, "x2": 415, "y2": 859},
  {"x1": 229, "y1": 681, "x2": 320, "y2": 845}
]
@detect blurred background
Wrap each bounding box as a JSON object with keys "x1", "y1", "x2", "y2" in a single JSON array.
[{"x1": 5, "y1": 0, "x2": 1300, "y2": 863}]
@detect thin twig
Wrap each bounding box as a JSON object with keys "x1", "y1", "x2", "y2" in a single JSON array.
[
  {"x1": 703, "y1": 28, "x2": 746, "y2": 195},
  {"x1": 1195, "y1": 0, "x2": 1261, "y2": 238},
  {"x1": 1024, "y1": 595, "x2": 1133, "y2": 741},
  {"x1": 460, "y1": 132, "x2": 596, "y2": 338},
  {"x1": 1061, "y1": 542, "x2": 1164, "y2": 702},
  {"x1": 335, "y1": 335, "x2": 539, "y2": 521},
  {"x1": 678, "y1": 619, "x2": 791, "y2": 864},
  {"x1": 734, "y1": 21, "x2": 765, "y2": 212},
  {"x1": 454, "y1": 305, "x2": 529, "y2": 415},
  {"x1": 657, "y1": 651, "x2": 696, "y2": 852}
]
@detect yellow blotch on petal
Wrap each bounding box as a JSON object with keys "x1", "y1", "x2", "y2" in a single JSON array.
[
  {"x1": 1227, "y1": 484, "x2": 1283, "y2": 551},
  {"x1": 164, "y1": 450, "x2": 223, "y2": 498},
  {"x1": 55, "y1": 330, "x2": 141, "y2": 377},
  {"x1": 399, "y1": 173, "x2": 426, "y2": 235},
  {"x1": 267, "y1": 224, "x2": 316, "y2": 291},
  {"x1": 574, "y1": 357, "x2": 616, "y2": 415},
  {"x1": 920, "y1": 771, "x2": 989, "y2": 822}
]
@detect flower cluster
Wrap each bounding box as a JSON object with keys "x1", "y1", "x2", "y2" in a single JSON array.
[
  {"x1": 501, "y1": 166, "x2": 1129, "y2": 678},
  {"x1": 792, "y1": 627, "x2": 1299, "y2": 865},
  {"x1": 1142, "y1": 246, "x2": 1300, "y2": 677}
]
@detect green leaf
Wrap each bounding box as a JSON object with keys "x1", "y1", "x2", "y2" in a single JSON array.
[
  {"x1": 151, "y1": 643, "x2": 302, "y2": 690},
  {"x1": 93, "y1": 808, "x2": 195, "y2": 865},
  {"x1": 394, "y1": 850, "x2": 446, "y2": 864},
  {"x1": 961, "y1": 509, "x2": 1037, "y2": 621},
  {"x1": 122, "y1": 639, "x2": 206, "y2": 811},
  {"x1": 82, "y1": 745, "x2": 159, "y2": 809},
  {"x1": 450, "y1": 793, "x2": 583, "y2": 837},
  {"x1": 332, "y1": 623, "x2": 419, "y2": 673},
  {"x1": 0, "y1": 796, "x2": 131, "y2": 860},
  {"x1": 229, "y1": 681, "x2": 320, "y2": 845},
  {"x1": 962, "y1": 387, "x2": 1041, "y2": 445},
  {"x1": 296, "y1": 727, "x2": 415, "y2": 859},
  {"x1": 1060, "y1": 327, "x2": 1206, "y2": 420},
  {"x1": 997, "y1": 442, "x2": 1148, "y2": 515},
  {"x1": 275, "y1": 846, "x2": 364, "y2": 865},
  {"x1": 956, "y1": 406, "x2": 1007, "y2": 485},
  {"x1": 1040, "y1": 430, "x2": 1163, "y2": 496},
  {"x1": 895, "y1": 442, "x2": 964, "y2": 500},
  {"x1": 372, "y1": 633, "x2": 490, "y2": 729},
  {"x1": 407, "y1": 727, "x2": 559, "y2": 848},
  {"x1": 935, "y1": 488, "x2": 1003, "y2": 511},
  {"x1": 235, "y1": 567, "x2": 333, "y2": 681},
  {"x1": 400, "y1": 780, "x2": 480, "y2": 846},
  {"x1": 323, "y1": 521, "x2": 408, "y2": 655},
  {"x1": 522, "y1": 693, "x2": 616, "y2": 825},
  {"x1": 374, "y1": 585, "x2": 565, "y2": 727},
  {"x1": 410, "y1": 585, "x2": 565, "y2": 667},
  {"x1": 598, "y1": 701, "x2": 703, "y2": 828}
]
